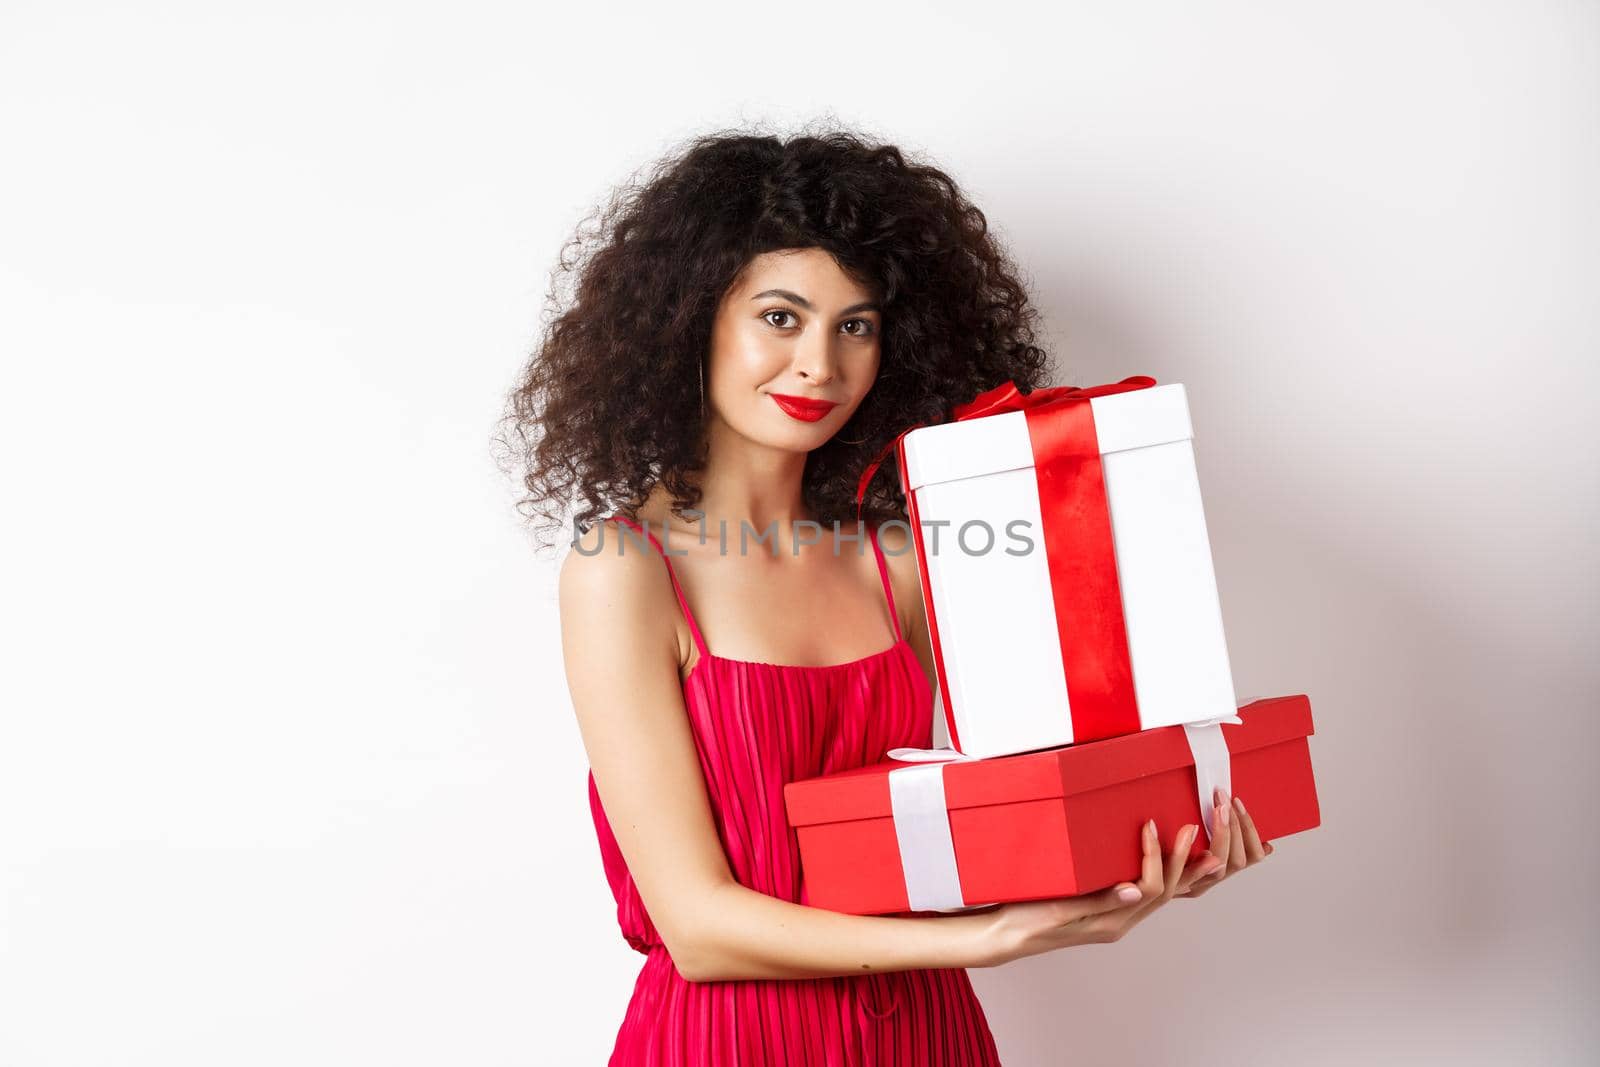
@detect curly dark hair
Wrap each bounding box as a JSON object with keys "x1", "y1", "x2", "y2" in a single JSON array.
[{"x1": 494, "y1": 119, "x2": 1055, "y2": 554}]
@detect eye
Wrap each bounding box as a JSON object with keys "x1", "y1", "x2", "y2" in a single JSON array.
[{"x1": 762, "y1": 309, "x2": 879, "y2": 337}]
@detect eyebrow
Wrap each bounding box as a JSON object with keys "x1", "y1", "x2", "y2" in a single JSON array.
[{"x1": 749, "y1": 288, "x2": 882, "y2": 316}]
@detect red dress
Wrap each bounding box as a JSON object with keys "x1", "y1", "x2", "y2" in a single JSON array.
[{"x1": 587, "y1": 513, "x2": 1004, "y2": 1066}]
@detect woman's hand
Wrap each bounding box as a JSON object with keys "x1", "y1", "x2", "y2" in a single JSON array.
[
  {"x1": 1175, "y1": 787, "x2": 1274, "y2": 899},
  {"x1": 974, "y1": 819, "x2": 1225, "y2": 967}
]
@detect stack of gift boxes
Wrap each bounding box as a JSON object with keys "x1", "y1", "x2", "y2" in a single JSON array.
[{"x1": 782, "y1": 377, "x2": 1321, "y2": 916}]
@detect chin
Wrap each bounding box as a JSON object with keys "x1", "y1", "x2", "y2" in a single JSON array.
[{"x1": 728, "y1": 416, "x2": 833, "y2": 452}]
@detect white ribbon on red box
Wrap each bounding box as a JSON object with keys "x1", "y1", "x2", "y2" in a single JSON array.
[{"x1": 884, "y1": 707, "x2": 1249, "y2": 912}]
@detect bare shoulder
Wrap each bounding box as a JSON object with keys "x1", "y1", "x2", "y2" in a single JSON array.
[
  {"x1": 559, "y1": 518, "x2": 687, "y2": 685},
  {"x1": 872, "y1": 517, "x2": 914, "y2": 557},
  {"x1": 871, "y1": 518, "x2": 925, "y2": 639},
  {"x1": 559, "y1": 518, "x2": 659, "y2": 617}
]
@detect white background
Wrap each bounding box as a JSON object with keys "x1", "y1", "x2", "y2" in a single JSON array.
[{"x1": 3, "y1": 1, "x2": 1595, "y2": 1063}]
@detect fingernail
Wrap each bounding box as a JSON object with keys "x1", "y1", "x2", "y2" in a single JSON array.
[
  {"x1": 1182, "y1": 824, "x2": 1197, "y2": 848},
  {"x1": 1219, "y1": 800, "x2": 1231, "y2": 829},
  {"x1": 1234, "y1": 795, "x2": 1248, "y2": 817},
  {"x1": 1145, "y1": 818, "x2": 1156, "y2": 841},
  {"x1": 1117, "y1": 885, "x2": 1142, "y2": 903}
]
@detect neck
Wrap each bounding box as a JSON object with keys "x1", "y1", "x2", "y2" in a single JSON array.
[{"x1": 652, "y1": 418, "x2": 828, "y2": 549}]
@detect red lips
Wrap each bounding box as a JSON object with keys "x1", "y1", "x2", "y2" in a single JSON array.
[{"x1": 769, "y1": 393, "x2": 839, "y2": 422}]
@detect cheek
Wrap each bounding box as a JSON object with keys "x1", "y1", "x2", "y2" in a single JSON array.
[
  {"x1": 714, "y1": 325, "x2": 789, "y2": 386},
  {"x1": 853, "y1": 352, "x2": 883, "y2": 400}
]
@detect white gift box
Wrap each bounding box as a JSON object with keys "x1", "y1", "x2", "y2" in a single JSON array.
[{"x1": 896, "y1": 381, "x2": 1238, "y2": 759}]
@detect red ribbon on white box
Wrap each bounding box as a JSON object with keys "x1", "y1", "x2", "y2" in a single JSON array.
[
  {"x1": 855, "y1": 376, "x2": 1162, "y2": 752},
  {"x1": 884, "y1": 709, "x2": 1245, "y2": 912}
]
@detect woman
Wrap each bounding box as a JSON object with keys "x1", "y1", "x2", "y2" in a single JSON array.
[{"x1": 500, "y1": 125, "x2": 1270, "y2": 1065}]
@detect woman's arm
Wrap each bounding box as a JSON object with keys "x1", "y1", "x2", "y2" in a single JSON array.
[{"x1": 560, "y1": 523, "x2": 998, "y2": 982}]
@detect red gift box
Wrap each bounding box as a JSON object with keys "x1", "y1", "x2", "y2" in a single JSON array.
[{"x1": 783, "y1": 695, "x2": 1320, "y2": 916}]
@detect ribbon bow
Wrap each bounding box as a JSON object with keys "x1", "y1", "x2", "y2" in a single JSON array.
[{"x1": 853, "y1": 376, "x2": 1157, "y2": 524}]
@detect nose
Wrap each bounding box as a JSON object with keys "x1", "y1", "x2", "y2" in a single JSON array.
[{"x1": 793, "y1": 329, "x2": 838, "y2": 387}]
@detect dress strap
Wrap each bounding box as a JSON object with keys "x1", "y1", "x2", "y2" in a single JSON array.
[
  {"x1": 867, "y1": 523, "x2": 904, "y2": 643},
  {"x1": 602, "y1": 514, "x2": 709, "y2": 661}
]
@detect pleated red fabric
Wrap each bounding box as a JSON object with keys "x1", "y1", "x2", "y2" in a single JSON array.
[{"x1": 586, "y1": 513, "x2": 1004, "y2": 1066}]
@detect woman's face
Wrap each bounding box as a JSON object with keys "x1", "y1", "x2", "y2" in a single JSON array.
[{"x1": 705, "y1": 247, "x2": 883, "y2": 450}]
